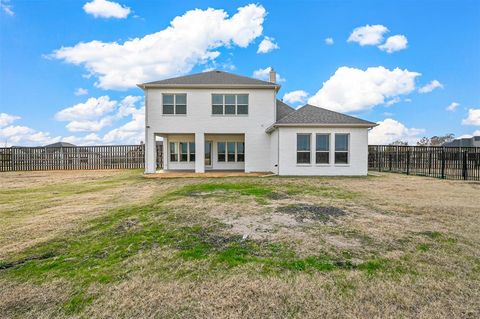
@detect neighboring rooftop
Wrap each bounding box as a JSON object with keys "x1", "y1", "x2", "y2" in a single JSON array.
[
  {"x1": 138, "y1": 70, "x2": 280, "y2": 89},
  {"x1": 443, "y1": 136, "x2": 480, "y2": 147},
  {"x1": 273, "y1": 104, "x2": 376, "y2": 126},
  {"x1": 44, "y1": 142, "x2": 76, "y2": 148}
]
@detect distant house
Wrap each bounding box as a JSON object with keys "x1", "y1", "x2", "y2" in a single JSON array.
[
  {"x1": 44, "y1": 142, "x2": 76, "y2": 148},
  {"x1": 138, "y1": 69, "x2": 377, "y2": 175},
  {"x1": 443, "y1": 136, "x2": 480, "y2": 147}
]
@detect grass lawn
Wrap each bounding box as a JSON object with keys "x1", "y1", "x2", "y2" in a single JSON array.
[{"x1": 0, "y1": 170, "x2": 479, "y2": 318}]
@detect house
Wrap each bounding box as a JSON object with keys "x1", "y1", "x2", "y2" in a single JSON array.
[
  {"x1": 138, "y1": 69, "x2": 377, "y2": 176},
  {"x1": 443, "y1": 136, "x2": 480, "y2": 147}
]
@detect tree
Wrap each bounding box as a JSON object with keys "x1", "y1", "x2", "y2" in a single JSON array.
[
  {"x1": 389, "y1": 140, "x2": 408, "y2": 146},
  {"x1": 416, "y1": 134, "x2": 455, "y2": 146}
]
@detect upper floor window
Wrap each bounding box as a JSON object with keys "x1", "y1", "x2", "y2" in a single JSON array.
[
  {"x1": 212, "y1": 94, "x2": 248, "y2": 115},
  {"x1": 335, "y1": 134, "x2": 349, "y2": 164},
  {"x1": 163, "y1": 94, "x2": 187, "y2": 115}
]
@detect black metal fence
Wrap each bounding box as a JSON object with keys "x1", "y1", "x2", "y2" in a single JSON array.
[
  {"x1": 0, "y1": 145, "x2": 163, "y2": 172},
  {"x1": 369, "y1": 145, "x2": 480, "y2": 181}
]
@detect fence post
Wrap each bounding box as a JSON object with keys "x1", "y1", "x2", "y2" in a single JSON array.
[
  {"x1": 406, "y1": 149, "x2": 410, "y2": 175},
  {"x1": 389, "y1": 153, "x2": 392, "y2": 171},
  {"x1": 441, "y1": 148, "x2": 446, "y2": 179},
  {"x1": 463, "y1": 150, "x2": 468, "y2": 180}
]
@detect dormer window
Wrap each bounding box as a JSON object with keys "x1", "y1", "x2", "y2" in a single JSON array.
[
  {"x1": 163, "y1": 94, "x2": 187, "y2": 115},
  {"x1": 212, "y1": 94, "x2": 248, "y2": 115}
]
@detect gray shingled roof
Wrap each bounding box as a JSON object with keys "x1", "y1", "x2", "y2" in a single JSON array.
[
  {"x1": 276, "y1": 99, "x2": 295, "y2": 121},
  {"x1": 44, "y1": 142, "x2": 76, "y2": 147},
  {"x1": 141, "y1": 70, "x2": 278, "y2": 88},
  {"x1": 275, "y1": 104, "x2": 376, "y2": 126}
]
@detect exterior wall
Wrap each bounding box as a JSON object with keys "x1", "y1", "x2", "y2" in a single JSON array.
[
  {"x1": 277, "y1": 127, "x2": 369, "y2": 176},
  {"x1": 145, "y1": 88, "x2": 277, "y2": 173},
  {"x1": 269, "y1": 129, "x2": 279, "y2": 174}
]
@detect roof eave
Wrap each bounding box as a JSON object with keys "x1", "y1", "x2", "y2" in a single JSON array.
[
  {"x1": 139, "y1": 83, "x2": 281, "y2": 91},
  {"x1": 265, "y1": 122, "x2": 377, "y2": 133}
]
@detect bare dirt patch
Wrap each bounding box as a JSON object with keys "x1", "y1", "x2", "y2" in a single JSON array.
[{"x1": 276, "y1": 204, "x2": 347, "y2": 222}]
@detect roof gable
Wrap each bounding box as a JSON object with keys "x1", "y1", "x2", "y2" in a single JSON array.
[
  {"x1": 139, "y1": 70, "x2": 279, "y2": 89},
  {"x1": 276, "y1": 99, "x2": 295, "y2": 121},
  {"x1": 274, "y1": 104, "x2": 376, "y2": 126}
]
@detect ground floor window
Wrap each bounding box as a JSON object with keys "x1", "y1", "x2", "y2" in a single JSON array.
[
  {"x1": 217, "y1": 141, "x2": 245, "y2": 162},
  {"x1": 297, "y1": 134, "x2": 311, "y2": 164},
  {"x1": 316, "y1": 134, "x2": 330, "y2": 164},
  {"x1": 335, "y1": 134, "x2": 349, "y2": 164},
  {"x1": 170, "y1": 141, "x2": 195, "y2": 163}
]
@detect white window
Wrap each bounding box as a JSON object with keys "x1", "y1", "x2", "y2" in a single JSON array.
[
  {"x1": 169, "y1": 142, "x2": 195, "y2": 162},
  {"x1": 217, "y1": 141, "x2": 244, "y2": 162},
  {"x1": 335, "y1": 134, "x2": 349, "y2": 164},
  {"x1": 297, "y1": 134, "x2": 311, "y2": 164},
  {"x1": 211, "y1": 94, "x2": 248, "y2": 115},
  {"x1": 316, "y1": 134, "x2": 330, "y2": 164},
  {"x1": 163, "y1": 94, "x2": 187, "y2": 115}
]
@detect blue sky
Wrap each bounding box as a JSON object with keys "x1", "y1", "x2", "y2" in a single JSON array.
[{"x1": 1, "y1": 0, "x2": 479, "y2": 146}]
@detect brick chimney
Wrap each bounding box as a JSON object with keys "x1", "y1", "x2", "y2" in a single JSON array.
[{"x1": 269, "y1": 67, "x2": 276, "y2": 83}]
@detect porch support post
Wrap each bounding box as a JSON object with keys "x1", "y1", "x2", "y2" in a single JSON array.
[
  {"x1": 145, "y1": 131, "x2": 156, "y2": 174},
  {"x1": 162, "y1": 136, "x2": 168, "y2": 171},
  {"x1": 195, "y1": 132, "x2": 205, "y2": 173}
]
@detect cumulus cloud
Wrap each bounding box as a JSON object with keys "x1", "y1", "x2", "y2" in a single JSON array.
[
  {"x1": 283, "y1": 90, "x2": 309, "y2": 105},
  {"x1": 252, "y1": 67, "x2": 285, "y2": 82},
  {"x1": 418, "y1": 80, "x2": 443, "y2": 93},
  {"x1": 325, "y1": 37, "x2": 334, "y2": 45},
  {"x1": 0, "y1": 113, "x2": 20, "y2": 128},
  {"x1": 384, "y1": 97, "x2": 401, "y2": 106},
  {"x1": 378, "y1": 35, "x2": 408, "y2": 53},
  {"x1": 55, "y1": 96, "x2": 117, "y2": 122},
  {"x1": 74, "y1": 88, "x2": 89, "y2": 96},
  {"x1": 0, "y1": 0, "x2": 14, "y2": 16},
  {"x1": 83, "y1": 0, "x2": 131, "y2": 19},
  {"x1": 257, "y1": 36, "x2": 279, "y2": 53},
  {"x1": 446, "y1": 102, "x2": 459, "y2": 112},
  {"x1": 369, "y1": 118, "x2": 425, "y2": 145},
  {"x1": 462, "y1": 108, "x2": 480, "y2": 126},
  {"x1": 348, "y1": 24, "x2": 389, "y2": 46},
  {"x1": 51, "y1": 4, "x2": 266, "y2": 90},
  {"x1": 0, "y1": 113, "x2": 61, "y2": 146},
  {"x1": 308, "y1": 66, "x2": 420, "y2": 113}
]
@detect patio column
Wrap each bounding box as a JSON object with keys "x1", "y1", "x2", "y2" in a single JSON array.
[
  {"x1": 195, "y1": 132, "x2": 205, "y2": 173},
  {"x1": 145, "y1": 131, "x2": 156, "y2": 174}
]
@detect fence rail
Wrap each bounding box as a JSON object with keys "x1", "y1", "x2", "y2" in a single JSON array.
[
  {"x1": 0, "y1": 145, "x2": 163, "y2": 172},
  {"x1": 369, "y1": 145, "x2": 480, "y2": 181}
]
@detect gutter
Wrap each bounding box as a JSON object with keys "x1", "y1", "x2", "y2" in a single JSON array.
[{"x1": 265, "y1": 122, "x2": 378, "y2": 133}]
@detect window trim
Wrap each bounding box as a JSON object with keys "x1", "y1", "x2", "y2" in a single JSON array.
[
  {"x1": 315, "y1": 134, "x2": 330, "y2": 165},
  {"x1": 211, "y1": 94, "x2": 249, "y2": 116},
  {"x1": 163, "y1": 93, "x2": 187, "y2": 115},
  {"x1": 334, "y1": 133, "x2": 350, "y2": 165},
  {"x1": 296, "y1": 133, "x2": 312, "y2": 164}
]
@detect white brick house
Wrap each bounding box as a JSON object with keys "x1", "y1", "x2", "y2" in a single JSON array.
[{"x1": 139, "y1": 70, "x2": 376, "y2": 176}]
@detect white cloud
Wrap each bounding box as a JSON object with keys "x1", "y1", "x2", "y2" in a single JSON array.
[
  {"x1": 325, "y1": 37, "x2": 334, "y2": 45},
  {"x1": 74, "y1": 88, "x2": 89, "y2": 96},
  {"x1": 83, "y1": 0, "x2": 131, "y2": 19},
  {"x1": 51, "y1": 4, "x2": 266, "y2": 90},
  {"x1": 55, "y1": 96, "x2": 117, "y2": 122},
  {"x1": 0, "y1": 113, "x2": 20, "y2": 128},
  {"x1": 0, "y1": 113, "x2": 61, "y2": 146},
  {"x1": 462, "y1": 108, "x2": 480, "y2": 126},
  {"x1": 65, "y1": 118, "x2": 114, "y2": 132},
  {"x1": 385, "y1": 97, "x2": 401, "y2": 106},
  {"x1": 257, "y1": 36, "x2": 279, "y2": 53},
  {"x1": 378, "y1": 35, "x2": 408, "y2": 53},
  {"x1": 252, "y1": 67, "x2": 285, "y2": 82},
  {"x1": 369, "y1": 118, "x2": 425, "y2": 145},
  {"x1": 283, "y1": 90, "x2": 309, "y2": 105},
  {"x1": 102, "y1": 106, "x2": 144, "y2": 144},
  {"x1": 308, "y1": 66, "x2": 420, "y2": 113},
  {"x1": 446, "y1": 102, "x2": 459, "y2": 112},
  {"x1": 0, "y1": 0, "x2": 14, "y2": 16},
  {"x1": 348, "y1": 24, "x2": 389, "y2": 46},
  {"x1": 418, "y1": 80, "x2": 443, "y2": 93}
]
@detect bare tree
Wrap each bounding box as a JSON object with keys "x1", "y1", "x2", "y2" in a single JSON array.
[{"x1": 416, "y1": 134, "x2": 455, "y2": 146}]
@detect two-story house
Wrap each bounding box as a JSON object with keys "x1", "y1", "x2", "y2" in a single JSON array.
[{"x1": 138, "y1": 69, "x2": 376, "y2": 176}]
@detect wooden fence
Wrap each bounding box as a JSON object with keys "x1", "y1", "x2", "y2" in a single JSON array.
[
  {"x1": 0, "y1": 145, "x2": 163, "y2": 172},
  {"x1": 369, "y1": 145, "x2": 480, "y2": 181}
]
